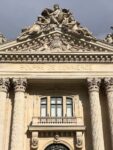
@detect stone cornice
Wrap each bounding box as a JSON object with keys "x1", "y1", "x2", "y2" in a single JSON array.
[{"x1": 0, "y1": 53, "x2": 113, "y2": 63}]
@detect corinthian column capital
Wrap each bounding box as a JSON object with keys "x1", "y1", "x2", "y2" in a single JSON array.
[
  {"x1": 13, "y1": 78, "x2": 27, "y2": 92},
  {"x1": 104, "y1": 78, "x2": 113, "y2": 92},
  {"x1": 0, "y1": 78, "x2": 10, "y2": 92},
  {"x1": 87, "y1": 78, "x2": 101, "y2": 92}
]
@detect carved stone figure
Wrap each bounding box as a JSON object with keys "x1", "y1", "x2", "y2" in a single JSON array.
[
  {"x1": 76, "y1": 132, "x2": 83, "y2": 149},
  {"x1": 17, "y1": 16, "x2": 49, "y2": 41},
  {"x1": 76, "y1": 137, "x2": 83, "y2": 149},
  {"x1": 42, "y1": 4, "x2": 71, "y2": 25},
  {"x1": 104, "y1": 26, "x2": 113, "y2": 44},
  {"x1": 31, "y1": 137, "x2": 38, "y2": 149},
  {"x1": 105, "y1": 34, "x2": 113, "y2": 44},
  {"x1": 0, "y1": 33, "x2": 7, "y2": 44},
  {"x1": 53, "y1": 135, "x2": 60, "y2": 143},
  {"x1": 31, "y1": 132, "x2": 39, "y2": 150},
  {"x1": 16, "y1": 4, "x2": 94, "y2": 42},
  {"x1": 62, "y1": 16, "x2": 93, "y2": 39}
]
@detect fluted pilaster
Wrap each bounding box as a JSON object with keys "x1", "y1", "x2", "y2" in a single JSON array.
[
  {"x1": 104, "y1": 78, "x2": 113, "y2": 148},
  {"x1": 87, "y1": 78, "x2": 105, "y2": 150},
  {"x1": 0, "y1": 78, "x2": 9, "y2": 150},
  {"x1": 10, "y1": 78, "x2": 27, "y2": 150}
]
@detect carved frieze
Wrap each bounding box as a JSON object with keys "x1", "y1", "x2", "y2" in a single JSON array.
[{"x1": 0, "y1": 53, "x2": 112, "y2": 63}]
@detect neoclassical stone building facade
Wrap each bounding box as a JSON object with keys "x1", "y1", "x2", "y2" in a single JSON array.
[{"x1": 0, "y1": 4, "x2": 113, "y2": 150}]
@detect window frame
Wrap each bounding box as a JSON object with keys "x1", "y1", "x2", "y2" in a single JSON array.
[
  {"x1": 40, "y1": 97, "x2": 47, "y2": 117},
  {"x1": 66, "y1": 97, "x2": 73, "y2": 117},
  {"x1": 50, "y1": 97, "x2": 63, "y2": 117}
]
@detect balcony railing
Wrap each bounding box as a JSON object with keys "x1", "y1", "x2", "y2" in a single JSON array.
[
  {"x1": 29, "y1": 116, "x2": 85, "y2": 131},
  {"x1": 32, "y1": 116, "x2": 83, "y2": 126}
]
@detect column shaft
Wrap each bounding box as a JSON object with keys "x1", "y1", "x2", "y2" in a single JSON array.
[
  {"x1": 0, "y1": 79, "x2": 9, "y2": 150},
  {"x1": 104, "y1": 78, "x2": 113, "y2": 148},
  {"x1": 10, "y1": 78, "x2": 27, "y2": 150},
  {"x1": 87, "y1": 78, "x2": 105, "y2": 150}
]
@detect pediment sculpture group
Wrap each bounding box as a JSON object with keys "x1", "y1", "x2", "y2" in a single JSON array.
[{"x1": 17, "y1": 4, "x2": 94, "y2": 41}]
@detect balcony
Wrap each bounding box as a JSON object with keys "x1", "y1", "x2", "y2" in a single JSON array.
[{"x1": 29, "y1": 116, "x2": 86, "y2": 131}]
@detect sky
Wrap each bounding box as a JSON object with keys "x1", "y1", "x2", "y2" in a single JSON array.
[{"x1": 0, "y1": 0, "x2": 113, "y2": 40}]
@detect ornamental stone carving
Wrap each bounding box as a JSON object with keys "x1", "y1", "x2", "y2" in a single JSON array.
[
  {"x1": 87, "y1": 78, "x2": 101, "y2": 92},
  {"x1": 76, "y1": 132, "x2": 83, "y2": 149},
  {"x1": 53, "y1": 135, "x2": 60, "y2": 143},
  {"x1": 31, "y1": 132, "x2": 39, "y2": 150},
  {"x1": 13, "y1": 78, "x2": 27, "y2": 92},
  {"x1": 0, "y1": 78, "x2": 10, "y2": 92},
  {"x1": 104, "y1": 78, "x2": 113, "y2": 92},
  {"x1": 17, "y1": 4, "x2": 94, "y2": 42},
  {"x1": 0, "y1": 33, "x2": 7, "y2": 45},
  {"x1": 104, "y1": 26, "x2": 113, "y2": 44}
]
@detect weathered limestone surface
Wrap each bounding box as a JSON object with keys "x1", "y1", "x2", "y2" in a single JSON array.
[
  {"x1": 104, "y1": 78, "x2": 113, "y2": 148},
  {"x1": 10, "y1": 78, "x2": 27, "y2": 150},
  {"x1": 0, "y1": 63, "x2": 113, "y2": 79},
  {"x1": 0, "y1": 78, "x2": 9, "y2": 150},
  {"x1": 87, "y1": 78, "x2": 105, "y2": 150}
]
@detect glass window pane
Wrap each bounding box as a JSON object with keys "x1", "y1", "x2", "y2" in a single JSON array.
[
  {"x1": 41, "y1": 98, "x2": 47, "y2": 104},
  {"x1": 66, "y1": 98, "x2": 72, "y2": 104},
  {"x1": 51, "y1": 98, "x2": 56, "y2": 104},
  {"x1": 51, "y1": 105, "x2": 56, "y2": 117},
  {"x1": 41, "y1": 105, "x2": 46, "y2": 117},
  {"x1": 67, "y1": 105, "x2": 72, "y2": 117},
  {"x1": 57, "y1": 97, "x2": 62, "y2": 104},
  {"x1": 57, "y1": 105, "x2": 62, "y2": 117}
]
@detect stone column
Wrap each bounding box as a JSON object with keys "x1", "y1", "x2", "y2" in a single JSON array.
[
  {"x1": 10, "y1": 78, "x2": 27, "y2": 150},
  {"x1": 87, "y1": 78, "x2": 105, "y2": 150},
  {"x1": 104, "y1": 78, "x2": 113, "y2": 148},
  {"x1": 0, "y1": 78, "x2": 9, "y2": 150}
]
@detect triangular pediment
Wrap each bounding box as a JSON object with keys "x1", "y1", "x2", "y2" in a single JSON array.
[
  {"x1": 0, "y1": 4, "x2": 113, "y2": 55},
  {"x1": 0, "y1": 30, "x2": 113, "y2": 54}
]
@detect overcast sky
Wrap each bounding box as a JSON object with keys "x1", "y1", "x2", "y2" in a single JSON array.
[{"x1": 0, "y1": 0, "x2": 113, "y2": 40}]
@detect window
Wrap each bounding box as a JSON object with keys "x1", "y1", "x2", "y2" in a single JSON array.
[
  {"x1": 40, "y1": 96, "x2": 73, "y2": 117},
  {"x1": 51, "y1": 97, "x2": 63, "y2": 117},
  {"x1": 41, "y1": 98, "x2": 47, "y2": 117},
  {"x1": 66, "y1": 97, "x2": 73, "y2": 117}
]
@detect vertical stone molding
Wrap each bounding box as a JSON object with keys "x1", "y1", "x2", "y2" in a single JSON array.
[
  {"x1": 104, "y1": 78, "x2": 113, "y2": 148},
  {"x1": 87, "y1": 78, "x2": 105, "y2": 150},
  {"x1": 10, "y1": 78, "x2": 27, "y2": 150},
  {"x1": 0, "y1": 78, "x2": 9, "y2": 150}
]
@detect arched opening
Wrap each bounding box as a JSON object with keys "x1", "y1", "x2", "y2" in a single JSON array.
[{"x1": 45, "y1": 143, "x2": 70, "y2": 150}]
